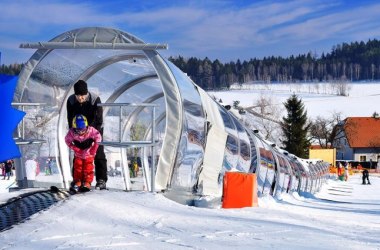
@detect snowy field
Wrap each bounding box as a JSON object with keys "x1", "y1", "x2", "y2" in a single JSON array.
[
  {"x1": 208, "y1": 82, "x2": 380, "y2": 119},
  {"x1": 0, "y1": 174, "x2": 379, "y2": 249},
  {"x1": 1, "y1": 82, "x2": 380, "y2": 249}
]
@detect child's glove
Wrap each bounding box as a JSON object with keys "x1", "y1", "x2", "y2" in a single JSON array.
[{"x1": 73, "y1": 138, "x2": 94, "y2": 149}]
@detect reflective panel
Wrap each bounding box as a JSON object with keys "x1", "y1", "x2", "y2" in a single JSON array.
[
  {"x1": 273, "y1": 151, "x2": 291, "y2": 196},
  {"x1": 231, "y1": 115, "x2": 251, "y2": 173},
  {"x1": 164, "y1": 60, "x2": 205, "y2": 193},
  {"x1": 246, "y1": 130, "x2": 258, "y2": 173},
  {"x1": 217, "y1": 106, "x2": 239, "y2": 174}
]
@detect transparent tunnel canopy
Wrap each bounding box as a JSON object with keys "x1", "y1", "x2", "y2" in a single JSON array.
[
  {"x1": 15, "y1": 27, "x2": 170, "y2": 190},
  {"x1": 14, "y1": 27, "x2": 330, "y2": 205}
]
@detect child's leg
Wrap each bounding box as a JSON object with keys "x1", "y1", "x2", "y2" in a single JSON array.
[
  {"x1": 83, "y1": 157, "x2": 95, "y2": 187},
  {"x1": 73, "y1": 158, "x2": 85, "y2": 186}
]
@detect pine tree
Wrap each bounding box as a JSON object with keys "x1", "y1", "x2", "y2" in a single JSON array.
[{"x1": 281, "y1": 94, "x2": 311, "y2": 158}]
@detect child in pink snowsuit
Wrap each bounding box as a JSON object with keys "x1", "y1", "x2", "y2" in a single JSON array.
[{"x1": 65, "y1": 114, "x2": 102, "y2": 192}]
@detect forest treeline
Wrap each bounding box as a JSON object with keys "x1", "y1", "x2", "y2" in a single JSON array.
[
  {"x1": 2, "y1": 39, "x2": 380, "y2": 90},
  {"x1": 169, "y1": 39, "x2": 380, "y2": 90},
  {"x1": 0, "y1": 63, "x2": 23, "y2": 76}
]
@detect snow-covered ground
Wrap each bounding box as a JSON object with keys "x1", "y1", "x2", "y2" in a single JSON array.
[
  {"x1": 0, "y1": 173, "x2": 379, "y2": 249},
  {"x1": 208, "y1": 83, "x2": 380, "y2": 119},
  {"x1": 1, "y1": 82, "x2": 380, "y2": 249}
]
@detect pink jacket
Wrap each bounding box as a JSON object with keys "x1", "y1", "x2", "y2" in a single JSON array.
[{"x1": 65, "y1": 126, "x2": 102, "y2": 159}]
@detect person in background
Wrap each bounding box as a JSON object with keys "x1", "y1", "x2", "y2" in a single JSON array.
[
  {"x1": 133, "y1": 161, "x2": 139, "y2": 178},
  {"x1": 362, "y1": 169, "x2": 371, "y2": 185},
  {"x1": 344, "y1": 162, "x2": 349, "y2": 181},
  {"x1": 66, "y1": 80, "x2": 108, "y2": 190},
  {"x1": 45, "y1": 158, "x2": 52, "y2": 175},
  {"x1": 25, "y1": 155, "x2": 38, "y2": 186},
  {"x1": 357, "y1": 163, "x2": 363, "y2": 170},
  {"x1": 3, "y1": 160, "x2": 13, "y2": 180},
  {"x1": 337, "y1": 163, "x2": 344, "y2": 181},
  {"x1": 65, "y1": 114, "x2": 101, "y2": 193},
  {"x1": 1, "y1": 162, "x2": 6, "y2": 178}
]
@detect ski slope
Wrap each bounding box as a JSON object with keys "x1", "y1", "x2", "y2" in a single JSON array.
[{"x1": 0, "y1": 174, "x2": 379, "y2": 249}]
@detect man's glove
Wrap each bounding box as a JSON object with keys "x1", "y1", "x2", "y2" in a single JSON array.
[{"x1": 73, "y1": 138, "x2": 94, "y2": 149}]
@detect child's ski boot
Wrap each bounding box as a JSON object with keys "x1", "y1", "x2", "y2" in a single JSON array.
[
  {"x1": 80, "y1": 182, "x2": 91, "y2": 192},
  {"x1": 69, "y1": 181, "x2": 81, "y2": 194}
]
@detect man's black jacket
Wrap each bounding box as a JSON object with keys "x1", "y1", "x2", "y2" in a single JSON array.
[{"x1": 66, "y1": 92, "x2": 103, "y2": 133}]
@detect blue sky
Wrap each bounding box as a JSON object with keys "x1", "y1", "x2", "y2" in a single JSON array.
[{"x1": 1, "y1": 0, "x2": 380, "y2": 65}]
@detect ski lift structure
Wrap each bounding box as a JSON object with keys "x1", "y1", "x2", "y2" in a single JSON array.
[{"x1": 14, "y1": 27, "x2": 330, "y2": 206}]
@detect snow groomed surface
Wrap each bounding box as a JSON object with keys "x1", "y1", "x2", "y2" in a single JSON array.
[{"x1": 0, "y1": 174, "x2": 379, "y2": 249}]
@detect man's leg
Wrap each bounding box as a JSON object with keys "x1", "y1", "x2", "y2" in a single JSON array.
[{"x1": 95, "y1": 145, "x2": 107, "y2": 189}]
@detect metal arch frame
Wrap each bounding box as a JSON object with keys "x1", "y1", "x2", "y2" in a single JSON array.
[
  {"x1": 143, "y1": 50, "x2": 183, "y2": 191},
  {"x1": 103, "y1": 73, "x2": 159, "y2": 115},
  {"x1": 16, "y1": 27, "x2": 145, "y2": 101}
]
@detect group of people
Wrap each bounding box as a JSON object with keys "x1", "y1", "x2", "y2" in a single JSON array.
[
  {"x1": 65, "y1": 80, "x2": 108, "y2": 193},
  {"x1": 336, "y1": 161, "x2": 371, "y2": 185},
  {"x1": 1, "y1": 160, "x2": 14, "y2": 180}
]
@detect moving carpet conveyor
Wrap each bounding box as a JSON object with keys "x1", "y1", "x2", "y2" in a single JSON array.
[{"x1": 0, "y1": 187, "x2": 70, "y2": 232}]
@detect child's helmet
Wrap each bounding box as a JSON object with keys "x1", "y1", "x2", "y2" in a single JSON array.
[{"x1": 72, "y1": 114, "x2": 88, "y2": 129}]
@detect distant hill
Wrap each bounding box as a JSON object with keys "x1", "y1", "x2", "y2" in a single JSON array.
[{"x1": 169, "y1": 39, "x2": 380, "y2": 90}]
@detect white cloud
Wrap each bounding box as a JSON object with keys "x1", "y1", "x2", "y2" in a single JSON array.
[{"x1": 1, "y1": 0, "x2": 380, "y2": 64}]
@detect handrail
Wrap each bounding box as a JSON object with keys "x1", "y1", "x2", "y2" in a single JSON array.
[
  {"x1": 11, "y1": 102, "x2": 47, "y2": 145},
  {"x1": 98, "y1": 103, "x2": 158, "y2": 192}
]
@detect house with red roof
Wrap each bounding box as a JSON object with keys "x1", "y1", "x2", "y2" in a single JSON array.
[{"x1": 333, "y1": 117, "x2": 380, "y2": 165}]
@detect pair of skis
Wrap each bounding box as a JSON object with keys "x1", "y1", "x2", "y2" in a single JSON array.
[{"x1": 50, "y1": 185, "x2": 107, "y2": 196}]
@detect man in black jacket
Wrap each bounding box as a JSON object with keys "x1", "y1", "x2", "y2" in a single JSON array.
[{"x1": 67, "y1": 80, "x2": 107, "y2": 189}]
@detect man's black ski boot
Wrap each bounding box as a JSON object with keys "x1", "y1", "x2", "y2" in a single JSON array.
[{"x1": 95, "y1": 179, "x2": 107, "y2": 190}]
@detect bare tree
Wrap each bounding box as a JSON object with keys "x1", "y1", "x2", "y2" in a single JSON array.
[
  {"x1": 245, "y1": 95, "x2": 283, "y2": 143},
  {"x1": 309, "y1": 112, "x2": 355, "y2": 148}
]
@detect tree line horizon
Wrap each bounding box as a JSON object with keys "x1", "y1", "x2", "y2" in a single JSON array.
[
  {"x1": 169, "y1": 39, "x2": 380, "y2": 90},
  {"x1": 2, "y1": 39, "x2": 380, "y2": 90}
]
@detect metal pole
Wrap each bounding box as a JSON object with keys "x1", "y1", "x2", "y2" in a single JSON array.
[
  {"x1": 21, "y1": 106, "x2": 25, "y2": 139},
  {"x1": 151, "y1": 106, "x2": 156, "y2": 193},
  {"x1": 119, "y1": 106, "x2": 122, "y2": 143}
]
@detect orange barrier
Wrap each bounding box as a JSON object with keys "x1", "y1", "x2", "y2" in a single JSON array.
[
  {"x1": 222, "y1": 172, "x2": 258, "y2": 208},
  {"x1": 329, "y1": 166, "x2": 337, "y2": 174}
]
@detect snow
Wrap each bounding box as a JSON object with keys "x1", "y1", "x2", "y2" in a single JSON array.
[
  {"x1": 0, "y1": 174, "x2": 379, "y2": 249},
  {"x1": 1, "y1": 82, "x2": 380, "y2": 249},
  {"x1": 208, "y1": 83, "x2": 380, "y2": 119}
]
